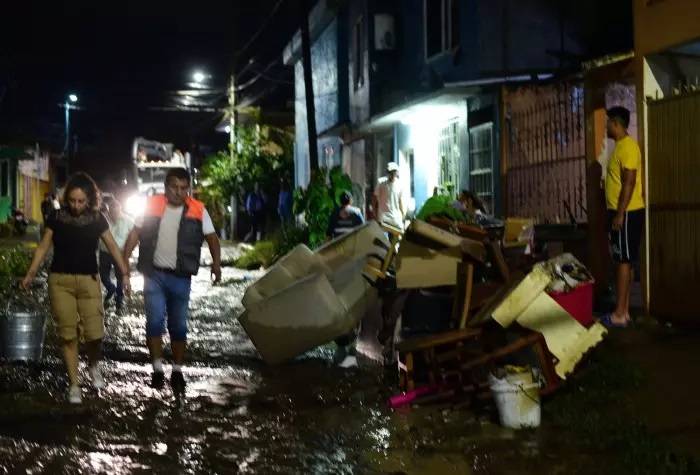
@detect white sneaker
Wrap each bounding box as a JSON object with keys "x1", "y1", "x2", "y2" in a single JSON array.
[
  {"x1": 67, "y1": 385, "x2": 82, "y2": 404},
  {"x1": 89, "y1": 365, "x2": 106, "y2": 389}
]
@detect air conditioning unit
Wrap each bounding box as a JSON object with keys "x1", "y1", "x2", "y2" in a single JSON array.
[{"x1": 374, "y1": 14, "x2": 395, "y2": 50}]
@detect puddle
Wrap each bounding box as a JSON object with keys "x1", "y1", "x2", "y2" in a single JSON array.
[{"x1": 0, "y1": 266, "x2": 621, "y2": 474}]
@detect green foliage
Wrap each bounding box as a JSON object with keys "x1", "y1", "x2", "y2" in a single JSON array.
[
  {"x1": 274, "y1": 224, "x2": 309, "y2": 258},
  {"x1": 234, "y1": 241, "x2": 278, "y2": 270},
  {"x1": 293, "y1": 166, "x2": 353, "y2": 249},
  {"x1": 0, "y1": 246, "x2": 32, "y2": 305},
  {"x1": 199, "y1": 118, "x2": 294, "y2": 232},
  {"x1": 416, "y1": 194, "x2": 469, "y2": 222},
  {"x1": 0, "y1": 245, "x2": 31, "y2": 277}
]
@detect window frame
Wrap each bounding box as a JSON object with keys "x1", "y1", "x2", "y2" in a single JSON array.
[{"x1": 424, "y1": 0, "x2": 459, "y2": 60}]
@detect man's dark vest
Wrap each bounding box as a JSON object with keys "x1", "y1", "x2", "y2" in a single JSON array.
[{"x1": 137, "y1": 195, "x2": 205, "y2": 276}]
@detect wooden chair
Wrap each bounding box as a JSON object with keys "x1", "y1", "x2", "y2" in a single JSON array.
[
  {"x1": 395, "y1": 239, "x2": 560, "y2": 398},
  {"x1": 363, "y1": 222, "x2": 404, "y2": 281}
]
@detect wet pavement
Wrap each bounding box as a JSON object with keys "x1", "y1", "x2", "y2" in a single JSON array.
[{"x1": 0, "y1": 264, "x2": 696, "y2": 474}]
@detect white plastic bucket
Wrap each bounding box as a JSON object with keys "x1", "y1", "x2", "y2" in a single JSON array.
[{"x1": 489, "y1": 374, "x2": 541, "y2": 429}]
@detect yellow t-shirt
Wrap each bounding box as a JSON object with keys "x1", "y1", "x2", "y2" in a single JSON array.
[{"x1": 605, "y1": 136, "x2": 645, "y2": 211}]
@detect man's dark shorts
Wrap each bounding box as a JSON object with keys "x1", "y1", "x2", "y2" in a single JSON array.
[{"x1": 608, "y1": 209, "x2": 645, "y2": 263}]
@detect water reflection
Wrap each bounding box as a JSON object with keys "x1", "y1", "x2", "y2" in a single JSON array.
[{"x1": 0, "y1": 265, "x2": 568, "y2": 474}]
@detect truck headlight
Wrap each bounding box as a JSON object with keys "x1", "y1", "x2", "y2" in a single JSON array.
[{"x1": 125, "y1": 194, "x2": 147, "y2": 217}]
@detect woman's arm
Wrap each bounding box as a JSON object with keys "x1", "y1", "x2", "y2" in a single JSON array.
[
  {"x1": 21, "y1": 229, "x2": 53, "y2": 289},
  {"x1": 101, "y1": 230, "x2": 131, "y2": 296}
]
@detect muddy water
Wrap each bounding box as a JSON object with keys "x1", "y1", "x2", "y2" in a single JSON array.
[{"x1": 0, "y1": 267, "x2": 604, "y2": 474}]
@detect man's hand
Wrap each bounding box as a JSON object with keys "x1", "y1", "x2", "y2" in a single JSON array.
[
  {"x1": 211, "y1": 264, "x2": 222, "y2": 284},
  {"x1": 612, "y1": 213, "x2": 624, "y2": 231},
  {"x1": 122, "y1": 275, "x2": 131, "y2": 297}
]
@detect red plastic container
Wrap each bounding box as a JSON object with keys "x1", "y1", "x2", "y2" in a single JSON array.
[{"x1": 548, "y1": 281, "x2": 594, "y2": 327}]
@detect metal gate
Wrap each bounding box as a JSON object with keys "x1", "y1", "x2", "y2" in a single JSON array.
[
  {"x1": 505, "y1": 82, "x2": 586, "y2": 222},
  {"x1": 648, "y1": 91, "x2": 700, "y2": 323},
  {"x1": 438, "y1": 119, "x2": 460, "y2": 195}
]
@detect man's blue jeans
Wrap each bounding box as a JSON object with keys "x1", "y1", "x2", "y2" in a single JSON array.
[{"x1": 144, "y1": 270, "x2": 192, "y2": 341}]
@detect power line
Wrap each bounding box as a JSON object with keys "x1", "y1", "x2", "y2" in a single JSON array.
[{"x1": 233, "y1": 0, "x2": 287, "y2": 71}]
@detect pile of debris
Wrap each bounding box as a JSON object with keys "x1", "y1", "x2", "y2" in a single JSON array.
[{"x1": 237, "y1": 212, "x2": 606, "y2": 420}]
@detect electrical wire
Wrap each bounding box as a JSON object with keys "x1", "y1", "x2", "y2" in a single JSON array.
[{"x1": 232, "y1": 0, "x2": 287, "y2": 69}]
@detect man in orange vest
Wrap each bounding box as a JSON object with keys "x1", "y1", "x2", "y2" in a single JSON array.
[{"x1": 124, "y1": 168, "x2": 221, "y2": 390}]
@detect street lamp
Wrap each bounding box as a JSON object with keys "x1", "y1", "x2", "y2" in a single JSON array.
[
  {"x1": 193, "y1": 71, "x2": 206, "y2": 84},
  {"x1": 64, "y1": 93, "x2": 78, "y2": 156}
]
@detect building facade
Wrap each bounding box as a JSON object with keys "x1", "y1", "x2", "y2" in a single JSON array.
[{"x1": 286, "y1": 0, "x2": 591, "y2": 219}]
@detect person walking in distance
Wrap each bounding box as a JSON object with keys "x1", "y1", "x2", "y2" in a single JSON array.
[
  {"x1": 277, "y1": 179, "x2": 294, "y2": 227},
  {"x1": 123, "y1": 168, "x2": 221, "y2": 390},
  {"x1": 601, "y1": 106, "x2": 645, "y2": 328},
  {"x1": 21, "y1": 172, "x2": 131, "y2": 404},
  {"x1": 99, "y1": 197, "x2": 134, "y2": 314},
  {"x1": 372, "y1": 162, "x2": 406, "y2": 230},
  {"x1": 245, "y1": 182, "x2": 266, "y2": 242}
]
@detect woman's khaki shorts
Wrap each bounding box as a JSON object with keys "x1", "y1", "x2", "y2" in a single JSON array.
[{"x1": 48, "y1": 273, "x2": 104, "y2": 342}]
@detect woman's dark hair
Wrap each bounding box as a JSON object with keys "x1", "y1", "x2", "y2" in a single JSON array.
[
  {"x1": 340, "y1": 190, "x2": 352, "y2": 206},
  {"x1": 460, "y1": 189, "x2": 487, "y2": 213},
  {"x1": 63, "y1": 172, "x2": 101, "y2": 212}
]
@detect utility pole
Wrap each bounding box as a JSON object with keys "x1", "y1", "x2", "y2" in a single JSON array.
[
  {"x1": 228, "y1": 74, "x2": 238, "y2": 241},
  {"x1": 300, "y1": 0, "x2": 319, "y2": 172}
]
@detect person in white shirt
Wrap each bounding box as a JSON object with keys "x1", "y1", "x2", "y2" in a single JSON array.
[
  {"x1": 124, "y1": 168, "x2": 221, "y2": 391},
  {"x1": 372, "y1": 162, "x2": 406, "y2": 230},
  {"x1": 99, "y1": 197, "x2": 134, "y2": 313}
]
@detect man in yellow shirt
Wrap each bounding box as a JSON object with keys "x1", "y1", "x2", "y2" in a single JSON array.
[{"x1": 602, "y1": 106, "x2": 645, "y2": 328}]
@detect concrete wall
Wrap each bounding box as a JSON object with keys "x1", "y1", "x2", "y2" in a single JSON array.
[
  {"x1": 476, "y1": 0, "x2": 580, "y2": 77},
  {"x1": 635, "y1": 0, "x2": 700, "y2": 56},
  {"x1": 293, "y1": 17, "x2": 345, "y2": 187}
]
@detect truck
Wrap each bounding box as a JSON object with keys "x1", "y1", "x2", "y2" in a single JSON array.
[{"x1": 124, "y1": 137, "x2": 191, "y2": 216}]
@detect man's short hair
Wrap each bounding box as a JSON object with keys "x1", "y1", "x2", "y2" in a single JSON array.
[
  {"x1": 340, "y1": 191, "x2": 352, "y2": 206},
  {"x1": 165, "y1": 168, "x2": 191, "y2": 184},
  {"x1": 607, "y1": 106, "x2": 631, "y2": 129}
]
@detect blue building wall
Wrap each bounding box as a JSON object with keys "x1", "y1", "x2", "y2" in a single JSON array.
[
  {"x1": 293, "y1": 14, "x2": 349, "y2": 186},
  {"x1": 291, "y1": 0, "x2": 586, "y2": 213}
]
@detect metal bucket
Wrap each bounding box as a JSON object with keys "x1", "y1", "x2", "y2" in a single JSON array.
[{"x1": 1, "y1": 311, "x2": 47, "y2": 361}]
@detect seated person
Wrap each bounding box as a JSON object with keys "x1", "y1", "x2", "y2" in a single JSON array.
[
  {"x1": 453, "y1": 189, "x2": 487, "y2": 215},
  {"x1": 327, "y1": 191, "x2": 364, "y2": 239}
]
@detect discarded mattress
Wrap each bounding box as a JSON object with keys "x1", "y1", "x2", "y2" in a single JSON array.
[{"x1": 239, "y1": 223, "x2": 387, "y2": 364}]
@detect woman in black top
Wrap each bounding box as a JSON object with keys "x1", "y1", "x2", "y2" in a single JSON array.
[{"x1": 21, "y1": 172, "x2": 131, "y2": 404}]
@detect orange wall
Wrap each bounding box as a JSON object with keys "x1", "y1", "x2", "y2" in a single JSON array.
[{"x1": 635, "y1": 0, "x2": 700, "y2": 55}]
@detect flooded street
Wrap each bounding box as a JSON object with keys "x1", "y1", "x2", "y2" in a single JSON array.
[{"x1": 0, "y1": 266, "x2": 687, "y2": 474}]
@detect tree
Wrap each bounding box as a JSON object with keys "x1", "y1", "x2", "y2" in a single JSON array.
[{"x1": 199, "y1": 120, "x2": 294, "y2": 232}]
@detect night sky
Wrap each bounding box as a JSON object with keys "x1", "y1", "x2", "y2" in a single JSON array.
[{"x1": 0, "y1": 0, "x2": 299, "y2": 184}]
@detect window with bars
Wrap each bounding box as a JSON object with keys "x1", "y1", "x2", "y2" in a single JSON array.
[
  {"x1": 438, "y1": 120, "x2": 460, "y2": 196},
  {"x1": 469, "y1": 122, "x2": 494, "y2": 213}
]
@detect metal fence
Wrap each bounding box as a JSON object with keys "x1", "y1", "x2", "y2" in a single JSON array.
[
  {"x1": 505, "y1": 82, "x2": 586, "y2": 222},
  {"x1": 648, "y1": 90, "x2": 700, "y2": 323}
]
